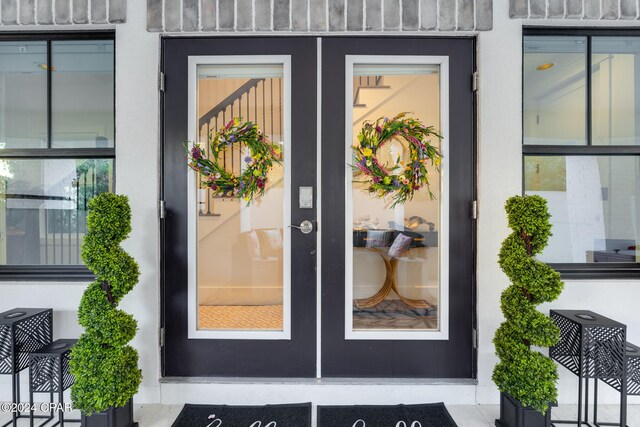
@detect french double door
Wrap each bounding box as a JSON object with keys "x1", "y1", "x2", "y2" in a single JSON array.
[{"x1": 161, "y1": 37, "x2": 475, "y2": 378}]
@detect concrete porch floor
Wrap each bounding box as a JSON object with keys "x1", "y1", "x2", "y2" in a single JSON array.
[{"x1": 2, "y1": 404, "x2": 640, "y2": 426}]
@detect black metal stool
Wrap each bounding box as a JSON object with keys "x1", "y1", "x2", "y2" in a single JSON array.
[
  {"x1": 592, "y1": 341, "x2": 640, "y2": 426},
  {"x1": 550, "y1": 310, "x2": 627, "y2": 427},
  {"x1": 29, "y1": 339, "x2": 79, "y2": 427},
  {"x1": 0, "y1": 308, "x2": 52, "y2": 427}
]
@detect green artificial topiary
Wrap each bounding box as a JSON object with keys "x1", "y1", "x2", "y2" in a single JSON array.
[
  {"x1": 70, "y1": 193, "x2": 142, "y2": 414},
  {"x1": 492, "y1": 195, "x2": 564, "y2": 414}
]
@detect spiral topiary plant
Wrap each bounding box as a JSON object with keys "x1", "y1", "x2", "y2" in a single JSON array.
[
  {"x1": 70, "y1": 193, "x2": 142, "y2": 414},
  {"x1": 493, "y1": 195, "x2": 564, "y2": 414}
]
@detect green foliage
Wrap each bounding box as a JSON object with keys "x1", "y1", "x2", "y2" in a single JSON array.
[
  {"x1": 70, "y1": 194, "x2": 142, "y2": 414},
  {"x1": 493, "y1": 195, "x2": 564, "y2": 414}
]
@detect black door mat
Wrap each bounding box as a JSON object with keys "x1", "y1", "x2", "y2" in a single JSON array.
[
  {"x1": 172, "y1": 403, "x2": 312, "y2": 426},
  {"x1": 318, "y1": 403, "x2": 458, "y2": 427}
]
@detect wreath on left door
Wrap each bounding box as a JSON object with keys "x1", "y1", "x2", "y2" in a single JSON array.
[{"x1": 187, "y1": 118, "x2": 282, "y2": 204}]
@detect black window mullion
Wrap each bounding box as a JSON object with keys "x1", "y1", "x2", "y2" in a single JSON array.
[
  {"x1": 587, "y1": 35, "x2": 593, "y2": 146},
  {"x1": 523, "y1": 145, "x2": 640, "y2": 155},
  {"x1": 47, "y1": 39, "x2": 52, "y2": 149},
  {"x1": 0, "y1": 148, "x2": 116, "y2": 159}
]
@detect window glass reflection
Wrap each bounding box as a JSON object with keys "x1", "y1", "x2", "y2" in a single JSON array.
[
  {"x1": 0, "y1": 158, "x2": 113, "y2": 265},
  {"x1": 524, "y1": 36, "x2": 587, "y2": 146},
  {"x1": 51, "y1": 40, "x2": 115, "y2": 148},
  {"x1": 592, "y1": 37, "x2": 640, "y2": 146},
  {"x1": 525, "y1": 155, "x2": 640, "y2": 263},
  {"x1": 0, "y1": 41, "x2": 48, "y2": 149}
]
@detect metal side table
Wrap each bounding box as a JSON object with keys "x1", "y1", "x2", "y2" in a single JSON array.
[
  {"x1": 0, "y1": 308, "x2": 53, "y2": 427},
  {"x1": 29, "y1": 339, "x2": 79, "y2": 427},
  {"x1": 592, "y1": 341, "x2": 640, "y2": 427},
  {"x1": 550, "y1": 310, "x2": 627, "y2": 427}
]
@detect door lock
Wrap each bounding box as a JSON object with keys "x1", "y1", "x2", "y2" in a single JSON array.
[{"x1": 289, "y1": 220, "x2": 314, "y2": 234}]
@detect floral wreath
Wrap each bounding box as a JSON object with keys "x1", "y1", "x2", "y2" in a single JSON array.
[
  {"x1": 353, "y1": 112, "x2": 442, "y2": 207},
  {"x1": 187, "y1": 118, "x2": 281, "y2": 204}
]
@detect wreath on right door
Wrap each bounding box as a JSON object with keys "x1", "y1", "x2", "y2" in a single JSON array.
[{"x1": 352, "y1": 112, "x2": 443, "y2": 207}]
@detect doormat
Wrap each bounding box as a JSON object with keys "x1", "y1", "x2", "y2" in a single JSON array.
[
  {"x1": 172, "y1": 403, "x2": 312, "y2": 426},
  {"x1": 318, "y1": 403, "x2": 457, "y2": 427}
]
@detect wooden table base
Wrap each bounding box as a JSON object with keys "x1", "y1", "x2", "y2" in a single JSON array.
[{"x1": 354, "y1": 248, "x2": 429, "y2": 309}]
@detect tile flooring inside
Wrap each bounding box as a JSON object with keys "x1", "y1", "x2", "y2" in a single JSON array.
[{"x1": 2, "y1": 403, "x2": 640, "y2": 426}]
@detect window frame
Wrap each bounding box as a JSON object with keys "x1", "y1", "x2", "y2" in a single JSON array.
[
  {"x1": 0, "y1": 31, "x2": 116, "y2": 281},
  {"x1": 523, "y1": 27, "x2": 640, "y2": 279}
]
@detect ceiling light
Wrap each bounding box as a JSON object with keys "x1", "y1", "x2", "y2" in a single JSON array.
[
  {"x1": 36, "y1": 63, "x2": 57, "y2": 71},
  {"x1": 536, "y1": 62, "x2": 556, "y2": 71}
]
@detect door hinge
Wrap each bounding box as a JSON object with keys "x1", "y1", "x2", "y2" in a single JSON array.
[
  {"x1": 472, "y1": 328, "x2": 478, "y2": 349},
  {"x1": 160, "y1": 327, "x2": 165, "y2": 347},
  {"x1": 472, "y1": 71, "x2": 479, "y2": 92},
  {"x1": 159, "y1": 200, "x2": 166, "y2": 219},
  {"x1": 159, "y1": 71, "x2": 165, "y2": 92},
  {"x1": 471, "y1": 200, "x2": 478, "y2": 220}
]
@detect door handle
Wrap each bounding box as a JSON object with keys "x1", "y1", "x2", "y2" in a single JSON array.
[{"x1": 289, "y1": 220, "x2": 314, "y2": 234}]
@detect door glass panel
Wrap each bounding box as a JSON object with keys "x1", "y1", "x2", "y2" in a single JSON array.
[
  {"x1": 195, "y1": 63, "x2": 286, "y2": 332},
  {"x1": 349, "y1": 63, "x2": 442, "y2": 333}
]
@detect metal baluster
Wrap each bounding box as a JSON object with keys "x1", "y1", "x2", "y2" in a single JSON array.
[
  {"x1": 270, "y1": 78, "x2": 274, "y2": 142},
  {"x1": 52, "y1": 211, "x2": 56, "y2": 265},
  {"x1": 231, "y1": 102, "x2": 234, "y2": 173},
  {"x1": 44, "y1": 210, "x2": 48, "y2": 264},
  {"x1": 76, "y1": 177, "x2": 80, "y2": 264},
  {"x1": 223, "y1": 110, "x2": 226, "y2": 171},
  {"x1": 67, "y1": 205, "x2": 71, "y2": 264},
  {"x1": 206, "y1": 122, "x2": 211, "y2": 214},
  {"x1": 59, "y1": 207, "x2": 63, "y2": 264},
  {"x1": 279, "y1": 77, "x2": 282, "y2": 143},
  {"x1": 83, "y1": 174, "x2": 88, "y2": 211}
]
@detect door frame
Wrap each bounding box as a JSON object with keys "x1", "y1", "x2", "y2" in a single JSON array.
[
  {"x1": 160, "y1": 36, "x2": 318, "y2": 377},
  {"x1": 159, "y1": 35, "x2": 477, "y2": 379},
  {"x1": 320, "y1": 36, "x2": 477, "y2": 378}
]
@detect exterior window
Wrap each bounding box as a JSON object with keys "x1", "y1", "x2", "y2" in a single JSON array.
[
  {"x1": 0, "y1": 34, "x2": 115, "y2": 279},
  {"x1": 523, "y1": 31, "x2": 640, "y2": 277}
]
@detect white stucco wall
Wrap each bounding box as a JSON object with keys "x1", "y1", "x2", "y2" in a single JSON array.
[{"x1": 1, "y1": 0, "x2": 639, "y2": 408}]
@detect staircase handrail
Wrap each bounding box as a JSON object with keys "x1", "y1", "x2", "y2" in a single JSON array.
[{"x1": 198, "y1": 78, "x2": 265, "y2": 131}]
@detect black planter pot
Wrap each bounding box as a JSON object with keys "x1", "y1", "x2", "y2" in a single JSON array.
[
  {"x1": 495, "y1": 393, "x2": 551, "y2": 427},
  {"x1": 81, "y1": 399, "x2": 138, "y2": 427}
]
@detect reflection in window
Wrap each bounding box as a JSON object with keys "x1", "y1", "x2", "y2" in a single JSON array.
[
  {"x1": 350, "y1": 64, "x2": 441, "y2": 332},
  {"x1": 592, "y1": 37, "x2": 640, "y2": 146},
  {"x1": 0, "y1": 41, "x2": 48, "y2": 149},
  {"x1": 52, "y1": 40, "x2": 115, "y2": 148},
  {"x1": 0, "y1": 159, "x2": 113, "y2": 265},
  {"x1": 524, "y1": 36, "x2": 587, "y2": 146},
  {"x1": 525, "y1": 155, "x2": 640, "y2": 263}
]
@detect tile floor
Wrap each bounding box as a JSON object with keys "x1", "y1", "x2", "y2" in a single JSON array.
[{"x1": 2, "y1": 403, "x2": 640, "y2": 426}]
